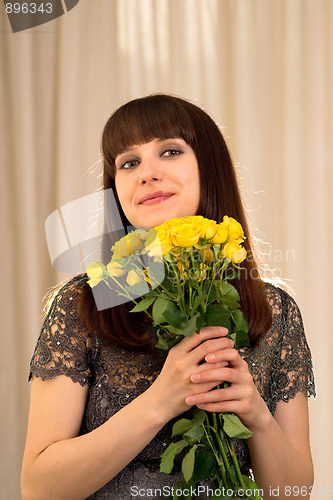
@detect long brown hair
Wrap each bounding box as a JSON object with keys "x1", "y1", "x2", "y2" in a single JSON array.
[{"x1": 78, "y1": 94, "x2": 272, "y2": 348}]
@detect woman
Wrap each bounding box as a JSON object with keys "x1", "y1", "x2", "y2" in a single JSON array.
[{"x1": 21, "y1": 94, "x2": 315, "y2": 499}]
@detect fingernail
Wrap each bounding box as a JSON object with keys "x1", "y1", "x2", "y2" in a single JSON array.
[
  {"x1": 191, "y1": 374, "x2": 201, "y2": 382},
  {"x1": 220, "y1": 327, "x2": 228, "y2": 334},
  {"x1": 206, "y1": 353, "x2": 215, "y2": 361},
  {"x1": 197, "y1": 404, "x2": 206, "y2": 408},
  {"x1": 187, "y1": 396, "x2": 195, "y2": 405}
]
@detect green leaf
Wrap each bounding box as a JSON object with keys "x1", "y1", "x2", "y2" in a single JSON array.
[
  {"x1": 231, "y1": 309, "x2": 249, "y2": 333},
  {"x1": 183, "y1": 434, "x2": 196, "y2": 445},
  {"x1": 221, "y1": 280, "x2": 240, "y2": 301},
  {"x1": 190, "y1": 408, "x2": 207, "y2": 426},
  {"x1": 160, "y1": 276, "x2": 175, "y2": 292},
  {"x1": 192, "y1": 294, "x2": 208, "y2": 311},
  {"x1": 147, "y1": 260, "x2": 165, "y2": 284},
  {"x1": 165, "y1": 337, "x2": 181, "y2": 348},
  {"x1": 125, "y1": 283, "x2": 150, "y2": 297},
  {"x1": 171, "y1": 419, "x2": 193, "y2": 437},
  {"x1": 193, "y1": 449, "x2": 216, "y2": 482},
  {"x1": 228, "y1": 464, "x2": 238, "y2": 483},
  {"x1": 182, "y1": 445, "x2": 197, "y2": 483},
  {"x1": 224, "y1": 271, "x2": 240, "y2": 280},
  {"x1": 152, "y1": 297, "x2": 177, "y2": 325},
  {"x1": 204, "y1": 304, "x2": 231, "y2": 327},
  {"x1": 160, "y1": 440, "x2": 188, "y2": 474},
  {"x1": 184, "y1": 425, "x2": 204, "y2": 442},
  {"x1": 208, "y1": 286, "x2": 217, "y2": 303},
  {"x1": 163, "y1": 309, "x2": 187, "y2": 329},
  {"x1": 164, "y1": 324, "x2": 183, "y2": 336},
  {"x1": 222, "y1": 413, "x2": 252, "y2": 439},
  {"x1": 130, "y1": 296, "x2": 156, "y2": 313},
  {"x1": 202, "y1": 280, "x2": 211, "y2": 294},
  {"x1": 181, "y1": 315, "x2": 199, "y2": 337},
  {"x1": 229, "y1": 330, "x2": 249, "y2": 348},
  {"x1": 241, "y1": 475, "x2": 262, "y2": 500},
  {"x1": 196, "y1": 314, "x2": 204, "y2": 332},
  {"x1": 221, "y1": 294, "x2": 240, "y2": 309},
  {"x1": 154, "y1": 333, "x2": 169, "y2": 350}
]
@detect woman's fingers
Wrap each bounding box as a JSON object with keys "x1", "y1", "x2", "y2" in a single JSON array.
[
  {"x1": 174, "y1": 326, "x2": 230, "y2": 354},
  {"x1": 204, "y1": 347, "x2": 244, "y2": 367},
  {"x1": 190, "y1": 365, "x2": 235, "y2": 385},
  {"x1": 191, "y1": 353, "x2": 250, "y2": 387}
]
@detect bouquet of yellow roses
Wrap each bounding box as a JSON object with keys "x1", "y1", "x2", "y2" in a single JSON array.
[{"x1": 87, "y1": 215, "x2": 260, "y2": 500}]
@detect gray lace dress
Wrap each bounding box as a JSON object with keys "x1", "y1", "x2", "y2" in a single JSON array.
[{"x1": 29, "y1": 275, "x2": 316, "y2": 499}]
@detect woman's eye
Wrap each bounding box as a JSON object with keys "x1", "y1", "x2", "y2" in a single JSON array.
[
  {"x1": 162, "y1": 149, "x2": 182, "y2": 157},
  {"x1": 119, "y1": 159, "x2": 139, "y2": 170}
]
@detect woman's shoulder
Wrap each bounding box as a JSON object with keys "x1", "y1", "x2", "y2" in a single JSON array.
[
  {"x1": 30, "y1": 274, "x2": 93, "y2": 386},
  {"x1": 40, "y1": 273, "x2": 93, "y2": 343},
  {"x1": 263, "y1": 280, "x2": 301, "y2": 319},
  {"x1": 43, "y1": 273, "x2": 89, "y2": 316}
]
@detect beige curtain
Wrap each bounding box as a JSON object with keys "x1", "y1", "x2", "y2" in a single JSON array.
[{"x1": 1, "y1": 0, "x2": 332, "y2": 497}]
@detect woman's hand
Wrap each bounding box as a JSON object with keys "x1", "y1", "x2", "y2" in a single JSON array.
[
  {"x1": 185, "y1": 339, "x2": 270, "y2": 431},
  {"x1": 148, "y1": 326, "x2": 234, "y2": 422}
]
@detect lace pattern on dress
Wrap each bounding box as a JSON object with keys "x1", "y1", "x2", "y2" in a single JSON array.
[
  {"x1": 29, "y1": 276, "x2": 316, "y2": 498},
  {"x1": 29, "y1": 276, "x2": 93, "y2": 387}
]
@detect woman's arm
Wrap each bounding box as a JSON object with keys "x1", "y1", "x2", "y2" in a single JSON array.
[
  {"x1": 21, "y1": 375, "x2": 169, "y2": 500},
  {"x1": 187, "y1": 349, "x2": 314, "y2": 499},
  {"x1": 21, "y1": 326, "x2": 233, "y2": 500},
  {"x1": 248, "y1": 391, "x2": 314, "y2": 499}
]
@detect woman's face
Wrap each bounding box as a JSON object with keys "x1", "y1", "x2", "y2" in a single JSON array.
[{"x1": 114, "y1": 138, "x2": 200, "y2": 228}]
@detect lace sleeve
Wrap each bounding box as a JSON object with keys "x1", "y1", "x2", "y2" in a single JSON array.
[
  {"x1": 273, "y1": 288, "x2": 316, "y2": 404},
  {"x1": 29, "y1": 275, "x2": 93, "y2": 387}
]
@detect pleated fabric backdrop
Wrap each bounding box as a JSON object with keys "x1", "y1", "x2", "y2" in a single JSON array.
[{"x1": 1, "y1": 1, "x2": 332, "y2": 497}]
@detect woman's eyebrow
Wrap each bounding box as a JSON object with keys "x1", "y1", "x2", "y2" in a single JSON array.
[{"x1": 116, "y1": 145, "x2": 138, "y2": 157}]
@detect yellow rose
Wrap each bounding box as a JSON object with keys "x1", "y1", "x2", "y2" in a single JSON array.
[
  {"x1": 86, "y1": 262, "x2": 103, "y2": 280},
  {"x1": 211, "y1": 220, "x2": 229, "y2": 244},
  {"x1": 107, "y1": 261, "x2": 125, "y2": 277},
  {"x1": 222, "y1": 240, "x2": 247, "y2": 264},
  {"x1": 113, "y1": 231, "x2": 145, "y2": 259},
  {"x1": 87, "y1": 277, "x2": 102, "y2": 288},
  {"x1": 227, "y1": 216, "x2": 245, "y2": 240},
  {"x1": 170, "y1": 221, "x2": 202, "y2": 247},
  {"x1": 198, "y1": 217, "x2": 218, "y2": 240},
  {"x1": 126, "y1": 270, "x2": 142, "y2": 286},
  {"x1": 146, "y1": 228, "x2": 172, "y2": 257}
]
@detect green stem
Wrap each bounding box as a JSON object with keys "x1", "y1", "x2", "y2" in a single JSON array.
[
  {"x1": 203, "y1": 414, "x2": 229, "y2": 488},
  {"x1": 211, "y1": 413, "x2": 233, "y2": 489},
  {"x1": 203, "y1": 263, "x2": 218, "y2": 311},
  {"x1": 169, "y1": 260, "x2": 186, "y2": 314},
  {"x1": 104, "y1": 276, "x2": 156, "y2": 321},
  {"x1": 189, "y1": 284, "x2": 193, "y2": 310},
  {"x1": 224, "y1": 433, "x2": 247, "y2": 491}
]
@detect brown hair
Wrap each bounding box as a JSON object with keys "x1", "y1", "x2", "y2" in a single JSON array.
[{"x1": 78, "y1": 94, "x2": 272, "y2": 348}]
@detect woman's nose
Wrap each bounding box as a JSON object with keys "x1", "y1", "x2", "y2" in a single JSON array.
[{"x1": 138, "y1": 158, "x2": 162, "y2": 184}]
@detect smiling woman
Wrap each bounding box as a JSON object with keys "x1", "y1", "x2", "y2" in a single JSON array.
[
  {"x1": 21, "y1": 94, "x2": 315, "y2": 500},
  {"x1": 114, "y1": 138, "x2": 200, "y2": 228}
]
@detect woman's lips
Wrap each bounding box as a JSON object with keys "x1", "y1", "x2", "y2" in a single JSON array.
[
  {"x1": 140, "y1": 194, "x2": 174, "y2": 205},
  {"x1": 139, "y1": 191, "x2": 174, "y2": 205}
]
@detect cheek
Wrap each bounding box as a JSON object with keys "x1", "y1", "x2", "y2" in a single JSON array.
[
  {"x1": 187, "y1": 168, "x2": 200, "y2": 204},
  {"x1": 115, "y1": 178, "x2": 128, "y2": 206}
]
